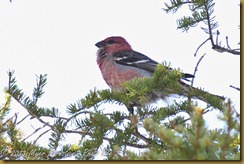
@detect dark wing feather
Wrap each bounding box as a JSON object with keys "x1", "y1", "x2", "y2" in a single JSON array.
[
  {"x1": 113, "y1": 50, "x2": 158, "y2": 73},
  {"x1": 113, "y1": 50, "x2": 194, "y2": 80}
]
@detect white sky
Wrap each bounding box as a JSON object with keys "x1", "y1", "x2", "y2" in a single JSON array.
[{"x1": 0, "y1": 0, "x2": 240, "y2": 159}]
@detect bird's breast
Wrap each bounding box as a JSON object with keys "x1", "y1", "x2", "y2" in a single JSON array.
[{"x1": 98, "y1": 57, "x2": 149, "y2": 89}]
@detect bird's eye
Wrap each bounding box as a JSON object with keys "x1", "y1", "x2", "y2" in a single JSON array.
[{"x1": 107, "y1": 40, "x2": 116, "y2": 44}]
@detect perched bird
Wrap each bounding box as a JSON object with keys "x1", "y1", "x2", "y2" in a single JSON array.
[{"x1": 95, "y1": 36, "x2": 224, "y2": 105}]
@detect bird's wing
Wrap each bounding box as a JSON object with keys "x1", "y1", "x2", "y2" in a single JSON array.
[
  {"x1": 113, "y1": 50, "x2": 194, "y2": 80},
  {"x1": 113, "y1": 50, "x2": 158, "y2": 73}
]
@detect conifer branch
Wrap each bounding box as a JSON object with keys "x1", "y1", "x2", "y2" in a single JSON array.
[
  {"x1": 203, "y1": 1, "x2": 239, "y2": 55},
  {"x1": 2, "y1": 58, "x2": 239, "y2": 159},
  {"x1": 203, "y1": 1, "x2": 215, "y2": 45},
  {"x1": 10, "y1": 95, "x2": 54, "y2": 130},
  {"x1": 0, "y1": 93, "x2": 11, "y2": 118},
  {"x1": 164, "y1": 0, "x2": 240, "y2": 55}
]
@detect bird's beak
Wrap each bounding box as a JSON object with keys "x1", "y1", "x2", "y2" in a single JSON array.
[{"x1": 95, "y1": 41, "x2": 106, "y2": 48}]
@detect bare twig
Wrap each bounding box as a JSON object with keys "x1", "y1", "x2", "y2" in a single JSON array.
[
  {"x1": 194, "y1": 38, "x2": 210, "y2": 57},
  {"x1": 191, "y1": 53, "x2": 206, "y2": 87},
  {"x1": 216, "y1": 30, "x2": 220, "y2": 46},
  {"x1": 229, "y1": 85, "x2": 240, "y2": 91},
  {"x1": 65, "y1": 110, "x2": 91, "y2": 126},
  {"x1": 231, "y1": 48, "x2": 240, "y2": 51},
  {"x1": 13, "y1": 113, "x2": 18, "y2": 125},
  {"x1": 33, "y1": 129, "x2": 51, "y2": 144},
  {"x1": 226, "y1": 36, "x2": 231, "y2": 49},
  {"x1": 22, "y1": 124, "x2": 47, "y2": 142},
  {"x1": 204, "y1": 3, "x2": 240, "y2": 55},
  {"x1": 17, "y1": 114, "x2": 30, "y2": 125}
]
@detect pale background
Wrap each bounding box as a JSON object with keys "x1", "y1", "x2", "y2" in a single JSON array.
[{"x1": 0, "y1": 0, "x2": 240, "y2": 159}]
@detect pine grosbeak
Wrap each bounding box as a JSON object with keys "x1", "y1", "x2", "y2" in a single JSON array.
[{"x1": 95, "y1": 36, "x2": 224, "y2": 103}]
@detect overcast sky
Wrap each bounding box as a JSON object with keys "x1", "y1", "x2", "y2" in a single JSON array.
[{"x1": 0, "y1": 0, "x2": 240, "y2": 159}]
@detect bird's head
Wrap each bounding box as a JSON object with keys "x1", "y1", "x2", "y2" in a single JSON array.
[{"x1": 95, "y1": 36, "x2": 132, "y2": 55}]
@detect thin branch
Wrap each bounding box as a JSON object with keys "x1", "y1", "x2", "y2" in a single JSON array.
[
  {"x1": 231, "y1": 48, "x2": 240, "y2": 51},
  {"x1": 229, "y1": 85, "x2": 240, "y2": 91},
  {"x1": 212, "y1": 44, "x2": 240, "y2": 55},
  {"x1": 7, "y1": 71, "x2": 56, "y2": 132},
  {"x1": 2, "y1": 113, "x2": 19, "y2": 126},
  {"x1": 13, "y1": 113, "x2": 18, "y2": 125},
  {"x1": 33, "y1": 129, "x2": 51, "y2": 144},
  {"x1": 133, "y1": 127, "x2": 151, "y2": 144},
  {"x1": 124, "y1": 142, "x2": 149, "y2": 149},
  {"x1": 10, "y1": 95, "x2": 55, "y2": 131},
  {"x1": 191, "y1": 53, "x2": 206, "y2": 87},
  {"x1": 232, "y1": 106, "x2": 240, "y2": 120},
  {"x1": 103, "y1": 137, "x2": 148, "y2": 149},
  {"x1": 65, "y1": 110, "x2": 91, "y2": 126},
  {"x1": 204, "y1": 3, "x2": 215, "y2": 46},
  {"x1": 22, "y1": 124, "x2": 47, "y2": 142},
  {"x1": 203, "y1": 3, "x2": 240, "y2": 55},
  {"x1": 216, "y1": 30, "x2": 220, "y2": 46},
  {"x1": 37, "y1": 114, "x2": 69, "y2": 121},
  {"x1": 226, "y1": 36, "x2": 231, "y2": 49},
  {"x1": 194, "y1": 38, "x2": 210, "y2": 57},
  {"x1": 17, "y1": 114, "x2": 30, "y2": 125},
  {"x1": 65, "y1": 130, "x2": 88, "y2": 135}
]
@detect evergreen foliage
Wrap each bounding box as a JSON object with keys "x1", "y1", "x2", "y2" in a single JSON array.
[
  {"x1": 0, "y1": 62, "x2": 240, "y2": 160},
  {"x1": 164, "y1": 0, "x2": 240, "y2": 55},
  {"x1": 0, "y1": 0, "x2": 240, "y2": 160}
]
